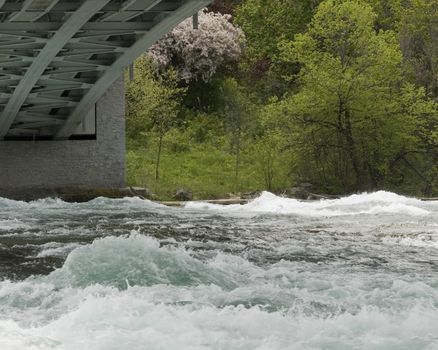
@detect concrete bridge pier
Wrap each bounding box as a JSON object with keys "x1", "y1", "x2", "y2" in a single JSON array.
[{"x1": 0, "y1": 78, "x2": 126, "y2": 200}]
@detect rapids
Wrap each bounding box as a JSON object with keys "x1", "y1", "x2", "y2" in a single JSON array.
[{"x1": 0, "y1": 191, "x2": 438, "y2": 349}]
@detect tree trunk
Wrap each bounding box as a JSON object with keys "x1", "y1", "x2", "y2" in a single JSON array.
[
  {"x1": 235, "y1": 127, "x2": 241, "y2": 180},
  {"x1": 338, "y1": 99, "x2": 364, "y2": 190},
  {"x1": 344, "y1": 108, "x2": 364, "y2": 190},
  {"x1": 155, "y1": 134, "x2": 163, "y2": 181},
  {"x1": 263, "y1": 151, "x2": 274, "y2": 190}
]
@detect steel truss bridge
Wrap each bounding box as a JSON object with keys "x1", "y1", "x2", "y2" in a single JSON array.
[{"x1": 0, "y1": 0, "x2": 208, "y2": 140}]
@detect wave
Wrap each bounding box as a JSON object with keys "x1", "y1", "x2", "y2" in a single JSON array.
[
  {"x1": 383, "y1": 236, "x2": 438, "y2": 250},
  {"x1": 6, "y1": 235, "x2": 436, "y2": 313},
  {"x1": 1, "y1": 286, "x2": 437, "y2": 350},
  {"x1": 1, "y1": 234, "x2": 438, "y2": 349},
  {"x1": 0, "y1": 196, "x2": 165, "y2": 211},
  {"x1": 0, "y1": 197, "x2": 28, "y2": 210},
  {"x1": 45, "y1": 234, "x2": 238, "y2": 290},
  {"x1": 35, "y1": 242, "x2": 84, "y2": 258},
  {"x1": 76, "y1": 196, "x2": 167, "y2": 211},
  {"x1": 0, "y1": 219, "x2": 33, "y2": 232},
  {"x1": 185, "y1": 191, "x2": 434, "y2": 217},
  {"x1": 1, "y1": 191, "x2": 434, "y2": 218}
]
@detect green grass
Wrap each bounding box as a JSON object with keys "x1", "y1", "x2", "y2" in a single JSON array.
[{"x1": 127, "y1": 142, "x2": 265, "y2": 200}]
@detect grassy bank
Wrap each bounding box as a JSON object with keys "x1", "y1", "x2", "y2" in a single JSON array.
[
  {"x1": 126, "y1": 133, "x2": 294, "y2": 200},
  {"x1": 127, "y1": 145, "x2": 260, "y2": 200}
]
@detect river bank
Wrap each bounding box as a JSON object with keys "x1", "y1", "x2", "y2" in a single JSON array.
[{"x1": 1, "y1": 186, "x2": 437, "y2": 206}]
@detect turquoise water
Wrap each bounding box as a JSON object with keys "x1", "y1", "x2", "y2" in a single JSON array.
[{"x1": 0, "y1": 192, "x2": 438, "y2": 349}]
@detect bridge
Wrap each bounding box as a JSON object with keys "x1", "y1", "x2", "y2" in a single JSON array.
[{"x1": 0, "y1": 0, "x2": 208, "y2": 199}]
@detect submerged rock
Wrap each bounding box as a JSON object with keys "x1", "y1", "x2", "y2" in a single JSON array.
[{"x1": 174, "y1": 188, "x2": 193, "y2": 201}]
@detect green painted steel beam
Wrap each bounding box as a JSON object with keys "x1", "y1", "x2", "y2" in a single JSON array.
[
  {"x1": 0, "y1": 0, "x2": 210, "y2": 138},
  {"x1": 0, "y1": 0, "x2": 111, "y2": 138},
  {"x1": 55, "y1": 0, "x2": 210, "y2": 139},
  {"x1": 0, "y1": 1, "x2": 178, "y2": 13},
  {"x1": 0, "y1": 22, "x2": 152, "y2": 31}
]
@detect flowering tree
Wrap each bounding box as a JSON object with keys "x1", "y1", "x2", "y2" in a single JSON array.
[{"x1": 148, "y1": 9, "x2": 245, "y2": 83}]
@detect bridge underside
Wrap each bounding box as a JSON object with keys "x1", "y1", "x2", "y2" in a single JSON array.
[
  {"x1": 0, "y1": 0, "x2": 207, "y2": 197},
  {"x1": 0, "y1": 0, "x2": 208, "y2": 140}
]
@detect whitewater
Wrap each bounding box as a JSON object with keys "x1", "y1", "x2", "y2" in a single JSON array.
[{"x1": 0, "y1": 191, "x2": 438, "y2": 350}]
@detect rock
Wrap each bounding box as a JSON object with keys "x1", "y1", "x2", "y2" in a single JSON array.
[
  {"x1": 298, "y1": 182, "x2": 313, "y2": 189},
  {"x1": 286, "y1": 183, "x2": 313, "y2": 200},
  {"x1": 286, "y1": 187, "x2": 309, "y2": 200},
  {"x1": 129, "y1": 187, "x2": 152, "y2": 198},
  {"x1": 306, "y1": 193, "x2": 321, "y2": 200},
  {"x1": 241, "y1": 191, "x2": 261, "y2": 199},
  {"x1": 174, "y1": 188, "x2": 193, "y2": 201}
]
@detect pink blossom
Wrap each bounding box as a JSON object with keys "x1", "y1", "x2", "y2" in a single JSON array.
[{"x1": 148, "y1": 9, "x2": 245, "y2": 83}]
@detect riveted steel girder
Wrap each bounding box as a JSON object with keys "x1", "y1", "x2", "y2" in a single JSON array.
[{"x1": 0, "y1": 0, "x2": 209, "y2": 139}]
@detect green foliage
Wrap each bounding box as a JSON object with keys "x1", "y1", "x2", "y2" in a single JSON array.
[
  {"x1": 219, "y1": 78, "x2": 254, "y2": 138},
  {"x1": 252, "y1": 130, "x2": 291, "y2": 191},
  {"x1": 217, "y1": 78, "x2": 256, "y2": 186},
  {"x1": 250, "y1": 99, "x2": 294, "y2": 190},
  {"x1": 182, "y1": 78, "x2": 224, "y2": 112},
  {"x1": 126, "y1": 55, "x2": 186, "y2": 180},
  {"x1": 234, "y1": 0, "x2": 318, "y2": 99},
  {"x1": 126, "y1": 56, "x2": 185, "y2": 138},
  {"x1": 365, "y1": 0, "x2": 402, "y2": 30},
  {"x1": 277, "y1": 0, "x2": 437, "y2": 192},
  {"x1": 398, "y1": 0, "x2": 438, "y2": 98},
  {"x1": 399, "y1": 84, "x2": 438, "y2": 193},
  {"x1": 126, "y1": 0, "x2": 438, "y2": 198},
  {"x1": 234, "y1": 0, "x2": 317, "y2": 61}
]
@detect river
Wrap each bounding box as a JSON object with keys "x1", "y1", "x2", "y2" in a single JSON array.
[{"x1": 0, "y1": 191, "x2": 437, "y2": 349}]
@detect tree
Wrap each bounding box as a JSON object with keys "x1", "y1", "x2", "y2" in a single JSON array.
[
  {"x1": 235, "y1": 0, "x2": 318, "y2": 62},
  {"x1": 234, "y1": 0, "x2": 319, "y2": 99},
  {"x1": 365, "y1": 0, "x2": 402, "y2": 30},
  {"x1": 148, "y1": 9, "x2": 245, "y2": 83},
  {"x1": 253, "y1": 124, "x2": 290, "y2": 190},
  {"x1": 219, "y1": 78, "x2": 253, "y2": 184},
  {"x1": 126, "y1": 56, "x2": 186, "y2": 181},
  {"x1": 398, "y1": 0, "x2": 438, "y2": 99},
  {"x1": 397, "y1": 84, "x2": 438, "y2": 194},
  {"x1": 277, "y1": 0, "x2": 437, "y2": 193}
]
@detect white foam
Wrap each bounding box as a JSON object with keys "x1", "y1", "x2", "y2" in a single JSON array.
[
  {"x1": 184, "y1": 191, "x2": 434, "y2": 217},
  {"x1": 0, "y1": 195, "x2": 165, "y2": 212},
  {"x1": 383, "y1": 236, "x2": 438, "y2": 250},
  {"x1": 83, "y1": 196, "x2": 167, "y2": 210},
  {"x1": 0, "y1": 320, "x2": 59, "y2": 350},
  {"x1": 36, "y1": 242, "x2": 83, "y2": 258},
  {"x1": 38, "y1": 299, "x2": 438, "y2": 350},
  {"x1": 0, "y1": 219, "x2": 33, "y2": 232},
  {"x1": 1, "y1": 235, "x2": 438, "y2": 349},
  {"x1": 0, "y1": 287, "x2": 437, "y2": 350},
  {"x1": 0, "y1": 197, "x2": 28, "y2": 209}
]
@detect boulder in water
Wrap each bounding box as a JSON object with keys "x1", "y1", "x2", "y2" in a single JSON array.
[
  {"x1": 129, "y1": 187, "x2": 152, "y2": 199},
  {"x1": 286, "y1": 183, "x2": 313, "y2": 200},
  {"x1": 174, "y1": 188, "x2": 193, "y2": 201}
]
